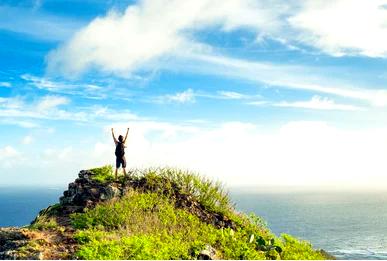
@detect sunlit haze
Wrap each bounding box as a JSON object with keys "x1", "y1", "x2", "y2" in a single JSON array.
[{"x1": 0, "y1": 0, "x2": 386, "y2": 189}]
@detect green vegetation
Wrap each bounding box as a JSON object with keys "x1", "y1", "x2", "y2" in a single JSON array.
[
  {"x1": 280, "y1": 234, "x2": 330, "y2": 260},
  {"x1": 71, "y1": 189, "x2": 269, "y2": 259},
  {"x1": 131, "y1": 167, "x2": 231, "y2": 215},
  {"x1": 89, "y1": 165, "x2": 114, "y2": 183},
  {"x1": 69, "y1": 166, "x2": 328, "y2": 260},
  {"x1": 30, "y1": 204, "x2": 64, "y2": 231},
  {"x1": 30, "y1": 216, "x2": 59, "y2": 230}
]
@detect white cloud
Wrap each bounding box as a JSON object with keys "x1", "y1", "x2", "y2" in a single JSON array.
[
  {"x1": 36, "y1": 95, "x2": 69, "y2": 111},
  {"x1": 85, "y1": 120, "x2": 387, "y2": 189},
  {"x1": 0, "y1": 119, "x2": 40, "y2": 129},
  {"x1": 0, "y1": 5, "x2": 84, "y2": 41},
  {"x1": 0, "y1": 96, "x2": 24, "y2": 109},
  {"x1": 46, "y1": 0, "x2": 387, "y2": 65},
  {"x1": 182, "y1": 53, "x2": 387, "y2": 107},
  {"x1": 0, "y1": 146, "x2": 18, "y2": 158},
  {"x1": 0, "y1": 82, "x2": 11, "y2": 88},
  {"x1": 289, "y1": 0, "x2": 387, "y2": 57},
  {"x1": 22, "y1": 74, "x2": 70, "y2": 91},
  {"x1": 46, "y1": 0, "x2": 285, "y2": 76},
  {"x1": 58, "y1": 146, "x2": 73, "y2": 160},
  {"x1": 4, "y1": 119, "x2": 387, "y2": 189},
  {"x1": 150, "y1": 89, "x2": 261, "y2": 104},
  {"x1": 154, "y1": 89, "x2": 196, "y2": 104},
  {"x1": 45, "y1": 0, "x2": 387, "y2": 108},
  {"x1": 0, "y1": 146, "x2": 20, "y2": 168},
  {"x1": 21, "y1": 74, "x2": 107, "y2": 99},
  {"x1": 217, "y1": 91, "x2": 251, "y2": 100},
  {"x1": 247, "y1": 100, "x2": 269, "y2": 106},
  {"x1": 21, "y1": 135, "x2": 34, "y2": 145},
  {"x1": 274, "y1": 95, "x2": 364, "y2": 111},
  {"x1": 0, "y1": 96, "x2": 138, "y2": 123}
]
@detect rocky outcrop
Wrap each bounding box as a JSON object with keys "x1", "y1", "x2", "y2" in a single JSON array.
[
  {"x1": 56, "y1": 170, "x2": 236, "y2": 229},
  {"x1": 59, "y1": 170, "x2": 121, "y2": 208},
  {"x1": 0, "y1": 227, "x2": 77, "y2": 260},
  {"x1": 198, "y1": 245, "x2": 218, "y2": 260},
  {"x1": 0, "y1": 228, "x2": 29, "y2": 259},
  {"x1": 0, "y1": 167, "x2": 335, "y2": 260}
]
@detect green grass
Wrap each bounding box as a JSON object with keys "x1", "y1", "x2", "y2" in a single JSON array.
[
  {"x1": 88, "y1": 166, "x2": 231, "y2": 216},
  {"x1": 29, "y1": 203, "x2": 64, "y2": 231},
  {"x1": 129, "y1": 167, "x2": 232, "y2": 216},
  {"x1": 280, "y1": 234, "x2": 328, "y2": 260},
  {"x1": 70, "y1": 169, "x2": 327, "y2": 260},
  {"x1": 30, "y1": 216, "x2": 59, "y2": 230},
  {"x1": 89, "y1": 165, "x2": 114, "y2": 183},
  {"x1": 71, "y1": 189, "x2": 273, "y2": 259},
  {"x1": 65, "y1": 166, "x2": 328, "y2": 260}
]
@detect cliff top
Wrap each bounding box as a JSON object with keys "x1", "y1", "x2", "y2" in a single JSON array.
[{"x1": 0, "y1": 166, "x2": 333, "y2": 260}]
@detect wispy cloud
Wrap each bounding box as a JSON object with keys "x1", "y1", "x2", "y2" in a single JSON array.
[
  {"x1": 0, "y1": 118, "x2": 40, "y2": 129},
  {"x1": 154, "y1": 89, "x2": 196, "y2": 104},
  {"x1": 0, "y1": 145, "x2": 20, "y2": 168},
  {"x1": 46, "y1": 0, "x2": 285, "y2": 76},
  {"x1": 183, "y1": 53, "x2": 387, "y2": 107},
  {"x1": 21, "y1": 74, "x2": 108, "y2": 99},
  {"x1": 21, "y1": 135, "x2": 34, "y2": 145},
  {"x1": 160, "y1": 89, "x2": 195, "y2": 103},
  {"x1": 0, "y1": 146, "x2": 18, "y2": 158},
  {"x1": 0, "y1": 5, "x2": 85, "y2": 41},
  {"x1": 148, "y1": 88, "x2": 263, "y2": 104},
  {"x1": 0, "y1": 96, "x2": 138, "y2": 124},
  {"x1": 95, "y1": 120, "x2": 387, "y2": 188},
  {"x1": 36, "y1": 95, "x2": 70, "y2": 111},
  {"x1": 289, "y1": 0, "x2": 387, "y2": 57},
  {"x1": 46, "y1": 0, "x2": 387, "y2": 75},
  {"x1": 274, "y1": 96, "x2": 365, "y2": 111},
  {"x1": 248, "y1": 101, "x2": 269, "y2": 106},
  {"x1": 216, "y1": 91, "x2": 254, "y2": 100},
  {"x1": 0, "y1": 82, "x2": 11, "y2": 88},
  {"x1": 45, "y1": 0, "x2": 387, "y2": 109}
]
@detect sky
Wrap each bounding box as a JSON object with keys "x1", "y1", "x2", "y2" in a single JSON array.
[{"x1": 0, "y1": 0, "x2": 387, "y2": 189}]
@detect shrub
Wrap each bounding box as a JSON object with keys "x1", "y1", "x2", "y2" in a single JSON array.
[
  {"x1": 89, "y1": 165, "x2": 114, "y2": 183},
  {"x1": 71, "y1": 189, "x2": 277, "y2": 259},
  {"x1": 134, "y1": 168, "x2": 232, "y2": 215},
  {"x1": 280, "y1": 234, "x2": 326, "y2": 260},
  {"x1": 70, "y1": 167, "x2": 329, "y2": 260},
  {"x1": 29, "y1": 216, "x2": 59, "y2": 230}
]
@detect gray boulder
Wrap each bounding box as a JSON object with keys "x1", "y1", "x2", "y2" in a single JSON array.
[{"x1": 198, "y1": 245, "x2": 217, "y2": 260}]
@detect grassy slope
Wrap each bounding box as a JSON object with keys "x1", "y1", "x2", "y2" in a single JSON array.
[{"x1": 31, "y1": 166, "x2": 329, "y2": 260}]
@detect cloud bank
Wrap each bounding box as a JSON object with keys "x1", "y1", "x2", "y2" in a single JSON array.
[
  {"x1": 47, "y1": 0, "x2": 387, "y2": 73},
  {"x1": 46, "y1": 0, "x2": 387, "y2": 108},
  {"x1": 47, "y1": 0, "x2": 284, "y2": 76},
  {"x1": 7, "y1": 120, "x2": 386, "y2": 189}
]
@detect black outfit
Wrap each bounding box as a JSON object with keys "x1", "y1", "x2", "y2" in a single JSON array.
[
  {"x1": 115, "y1": 141, "x2": 126, "y2": 168},
  {"x1": 116, "y1": 156, "x2": 126, "y2": 168}
]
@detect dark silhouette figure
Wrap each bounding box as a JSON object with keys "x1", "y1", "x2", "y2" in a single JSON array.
[{"x1": 111, "y1": 128, "x2": 129, "y2": 180}]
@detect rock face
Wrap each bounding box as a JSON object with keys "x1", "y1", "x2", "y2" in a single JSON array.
[
  {"x1": 0, "y1": 228, "x2": 29, "y2": 259},
  {"x1": 0, "y1": 168, "x2": 336, "y2": 260},
  {"x1": 59, "y1": 170, "x2": 122, "y2": 208},
  {"x1": 57, "y1": 170, "x2": 236, "y2": 230},
  {"x1": 198, "y1": 245, "x2": 218, "y2": 260},
  {"x1": 1, "y1": 169, "x2": 238, "y2": 260}
]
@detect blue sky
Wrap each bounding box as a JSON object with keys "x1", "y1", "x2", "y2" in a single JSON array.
[{"x1": 1, "y1": 0, "x2": 387, "y2": 188}]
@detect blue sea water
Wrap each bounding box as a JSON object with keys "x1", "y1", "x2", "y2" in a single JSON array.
[
  {"x1": 0, "y1": 186, "x2": 65, "y2": 227},
  {"x1": 231, "y1": 189, "x2": 387, "y2": 260},
  {"x1": 1, "y1": 186, "x2": 387, "y2": 259}
]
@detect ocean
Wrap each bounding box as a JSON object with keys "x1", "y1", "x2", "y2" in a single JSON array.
[
  {"x1": 0, "y1": 186, "x2": 65, "y2": 227},
  {"x1": 1, "y1": 186, "x2": 387, "y2": 259},
  {"x1": 231, "y1": 189, "x2": 387, "y2": 260}
]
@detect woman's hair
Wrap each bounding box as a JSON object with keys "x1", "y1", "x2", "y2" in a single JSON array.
[{"x1": 118, "y1": 135, "x2": 123, "y2": 142}]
